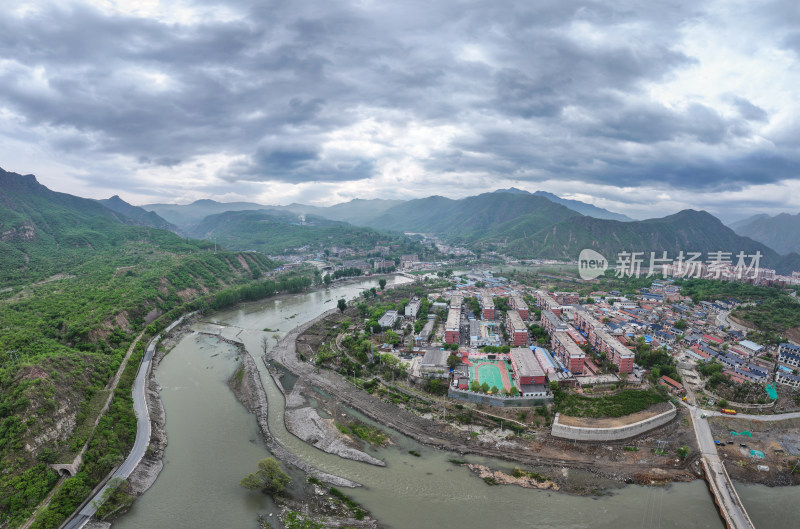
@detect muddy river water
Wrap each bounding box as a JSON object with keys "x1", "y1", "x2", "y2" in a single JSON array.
[{"x1": 113, "y1": 276, "x2": 798, "y2": 529}]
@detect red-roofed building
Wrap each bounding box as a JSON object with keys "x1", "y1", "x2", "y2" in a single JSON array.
[
  {"x1": 659, "y1": 375, "x2": 685, "y2": 394},
  {"x1": 703, "y1": 334, "x2": 724, "y2": 344}
]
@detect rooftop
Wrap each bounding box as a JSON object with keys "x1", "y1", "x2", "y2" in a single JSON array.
[
  {"x1": 445, "y1": 308, "x2": 461, "y2": 330},
  {"x1": 507, "y1": 310, "x2": 525, "y2": 330},
  {"x1": 511, "y1": 348, "x2": 545, "y2": 378}
]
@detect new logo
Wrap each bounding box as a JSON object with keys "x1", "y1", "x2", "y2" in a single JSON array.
[{"x1": 578, "y1": 249, "x2": 607, "y2": 280}]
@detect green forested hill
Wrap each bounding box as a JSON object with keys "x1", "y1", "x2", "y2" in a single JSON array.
[
  {"x1": 0, "y1": 168, "x2": 195, "y2": 285},
  {"x1": 187, "y1": 209, "x2": 421, "y2": 255},
  {"x1": 0, "y1": 168, "x2": 315, "y2": 528},
  {"x1": 503, "y1": 209, "x2": 800, "y2": 274},
  {"x1": 97, "y1": 195, "x2": 181, "y2": 235},
  {"x1": 734, "y1": 212, "x2": 800, "y2": 255},
  {"x1": 359, "y1": 191, "x2": 581, "y2": 242}
]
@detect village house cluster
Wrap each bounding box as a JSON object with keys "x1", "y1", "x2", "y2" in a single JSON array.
[{"x1": 371, "y1": 270, "x2": 800, "y2": 407}]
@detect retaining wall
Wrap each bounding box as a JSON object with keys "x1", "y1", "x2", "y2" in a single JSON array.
[
  {"x1": 550, "y1": 402, "x2": 677, "y2": 441},
  {"x1": 448, "y1": 387, "x2": 553, "y2": 407}
]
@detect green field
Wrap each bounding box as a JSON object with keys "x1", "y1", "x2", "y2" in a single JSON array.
[{"x1": 471, "y1": 360, "x2": 512, "y2": 391}]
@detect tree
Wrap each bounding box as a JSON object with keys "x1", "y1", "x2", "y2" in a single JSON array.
[
  {"x1": 385, "y1": 330, "x2": 400, "y2": 345},
  {"x1": 240, "y1": 458, "x2": 291, "y2": 494},
  {"x1": 337, "y1": 298, "x2": 347, "y2": 313},
  {"x1": 480, "y1": 382, "x2": 490, "y2": 393},
  {"x1": 470, "y1": 380, "x2": 480, "y2": 392},
  {"x1": 490, "y1": 385, "x2": 499, "y2": 394},
  {"x1": 323, "y1": 274, "x2": 332, "y2": 285},
  {"x1": 446, "y1": 353, "x2": 462, "y2": 370},
  {"x1": 509, "y1": 386, "x2": 519, "y2": 396},
  {"x1": 677, "y1": 445, "x2": 690, "y2": 459},
  {"x1": 674, "y1": 319, "x2": 688, "y2": 330},
  {"x1": 379, "y1": 278, "x2": 387, "y2": 290}
]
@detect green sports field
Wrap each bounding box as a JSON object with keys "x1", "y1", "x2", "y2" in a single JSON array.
[{"x1": 470, "y1": 360, "x2": 512, "y2": 391}]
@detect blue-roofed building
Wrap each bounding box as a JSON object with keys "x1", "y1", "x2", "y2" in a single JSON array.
[
  {"x1": 735, "y1": 368, "x2": 766, "y2": 382},
  {"x1": 776, "y1": 371, "x2": 800, "y2": 389},
  {"x1": 719, "y1": 353, "x2": 744, "y2": 369},
  {"x1": 746, "y1": 363, "x2": 769, "y2": 378},
  {"x1": 641, "y1": 293, "x2": 663, "y2": 302},
  {"x1": 779, "y1": 343, "x2": 800, "y2": 367}
]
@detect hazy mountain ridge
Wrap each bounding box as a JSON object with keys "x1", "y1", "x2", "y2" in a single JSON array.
[
  {"x1": 728, "y1": 213, "x2": 770, "y2": 232},
  {"x1": 733, "y1": 212, "x2": 800, "y2": 255},
  {"x1": 489, "y1": 188, "x2": 633, "y2": 221},
  {"x1": 187, "y1": 209, "x2": 417, "y2": 256},
  {"x1": 142, "y1": 199, "x2": 268, "y2": 226},
  {"x1": 142, "y1": 197, "x2": 405, "y2": 229},
  {"x1": 532, "y1": 190, "x2": 633, "y2": 222},
  {"x1": 98, "y1": 195, "x2": 181, "y2": 234},
  {"x1": 357, "y1": 192, "x2": 582, "y2": 242}
]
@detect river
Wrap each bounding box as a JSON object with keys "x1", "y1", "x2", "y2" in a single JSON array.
[{"x1": 114, "y1": 275, "x2": 798, "y2": 529}]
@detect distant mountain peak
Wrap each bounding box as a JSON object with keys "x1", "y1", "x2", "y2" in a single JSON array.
[
  {"x1": 733, "y1": 211, "x2": 800, "y2": 255},
  {"x1": 492, "y1": 187, "x2": 532, "y2": 195},
  {"x1": 531, "y1": 190, "x2": 633, "y2": 222}
]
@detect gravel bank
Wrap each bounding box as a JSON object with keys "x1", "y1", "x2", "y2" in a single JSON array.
[
  {"x1": 232, "y1": 350, "x2": 360, "y2": 488},
  {"x1": 284, "y1": 380, "x2": 386, "y2": 467}
]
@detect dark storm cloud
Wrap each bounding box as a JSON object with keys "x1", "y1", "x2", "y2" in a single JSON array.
[
  {"x1": 0, "y1": 0, "x2": 796, "y2": 198},
  {"x1": 225, "y1": 143, "x2": 376, "y2": 183},
  {"x1": 731, "y1": 97, "x2": 769, "y2": 122}
]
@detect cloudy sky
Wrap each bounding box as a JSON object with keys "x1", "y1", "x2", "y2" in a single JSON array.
[{"x1": 1, "y1": 0, "x2": 799, "y2": 221}]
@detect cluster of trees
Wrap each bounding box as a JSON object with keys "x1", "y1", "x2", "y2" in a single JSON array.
[
  {"x1": 208, "y1": 273, "x2": 313, "y2": 310},
  {"x1": 468, "y1": 380, "x2": 519, "y2": 396},
  {"x1": 329, "y1": 267, "x2": 364, "y2": 281},
  {"x1": 698, "y1": 360, "x2": 729, "y2": 389},
  {"x1": 633, "y1": 338, "x2": 680, "y2": 383},
  {"x1": 240, "y1": 458, "x2": 291, "y2": 494},
  {"x1": 480, "y1": 345, "x2": 511, "y2": 354},
  {"x1": 466, "y1": 296, "x2": 481, "y2": 318},
  {"x1": 528, "y1": 324, "x2": 548, "y2": 345}
]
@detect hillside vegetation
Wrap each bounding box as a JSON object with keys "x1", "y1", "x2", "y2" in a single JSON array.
[
  {"x1": 360, "y1": 192, "x2": 580, "y2": 244},
  {"x1": 187, "y1": 209, "x2": 421, "y2": 256},
  {"x1": 0, "y1": 168, "x2": 318, "y2": 528},
  {"x1": 677, "y1": 278, "x2": 800, "y2": 334}
]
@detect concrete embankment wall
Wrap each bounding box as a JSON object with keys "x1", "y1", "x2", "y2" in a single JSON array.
[
  {"x1": 551, "y1": 403, "x2": 677, "y2": 441},
  {"x1": 448, "y1": 387, "x2": 553, "y2": 407}
]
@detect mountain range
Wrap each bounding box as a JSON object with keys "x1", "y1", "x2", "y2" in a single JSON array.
[
  {"x1": 732, "y1": 212, "x2": 800, "y2": 256},
  {"x1": 4, "y1": 166, "x2": 800, "y2": 276},
  {"x1": 98, "y1": 195, "x2": 181, "y2": 234},
  {"x1": 186, "y1": 209, "x2": 419, "y2": 256}
]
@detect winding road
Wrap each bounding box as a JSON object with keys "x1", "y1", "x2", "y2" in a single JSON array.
[{"x1": 62, "y1": 315, "x2": 191, "y2": 529}]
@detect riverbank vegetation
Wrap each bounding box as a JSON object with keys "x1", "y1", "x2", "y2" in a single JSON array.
[
  {"x1": 240, "y1": 458, "x2": 291, "y2": 495},
  {"x1": 335, "y1": 420, "x2": 389, "y2": 447}
]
